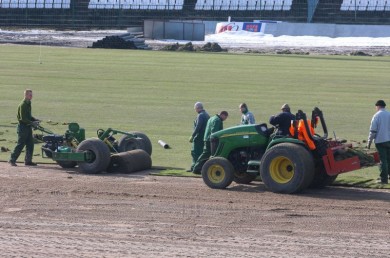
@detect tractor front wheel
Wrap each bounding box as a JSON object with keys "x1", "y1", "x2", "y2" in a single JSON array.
[
  {"x1": 76, "y1": 138, "x2": 111, "y2": 174},
  {"x1": 201, "y1": 157, "x2": 235, "y2": 189},
  {"x1": 260, "y1": 143, "x2": 315, "y2": 194}
]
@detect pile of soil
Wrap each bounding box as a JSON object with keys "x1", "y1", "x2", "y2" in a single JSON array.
[
  {"x1": 161, "y1": 42, "x2": 226, "y2": 52},
  {"x1": 90, "y1": 35, "x2": 137, "y2": 49}
]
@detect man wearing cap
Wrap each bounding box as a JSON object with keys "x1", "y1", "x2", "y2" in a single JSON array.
[
  {"x1": 188, "y1": 102, "x2": 210, "y2": 172},
  {"x1": 367, "y1": 100, "x2": 390, "y2": 184},
  {"x1": 8, "y1": 89, "x2": 40, "y2": 167},
  {"x1": 193, "y1": 111, "x2": 229, "y2": 174},
  {"x1": 239, "y1": 103, "x2": 256, "y2": 125},
  {"x1": 269, "y1": 104, "x2": 295, "y2": 136}
]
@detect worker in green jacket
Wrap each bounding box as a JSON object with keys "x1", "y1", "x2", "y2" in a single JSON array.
[
  {"x1": 192, "y1": 111, "x2": 229, "y2": 174},
  {"x1": 9, "y1": 89, "x2": 40, "y2": 166},
  {"x1": 188, "y1": 102, "x2": 210, "y2": 172}
]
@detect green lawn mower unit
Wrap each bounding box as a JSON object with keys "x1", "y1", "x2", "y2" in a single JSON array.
[
  {"x1": 201, "y1": 107, "x2": 379, "y2": 194},
  {"x1": 37, "y1": 123, "x2": 152, "y2": 174}
]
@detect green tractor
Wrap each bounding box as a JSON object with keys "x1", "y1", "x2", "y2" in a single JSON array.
[
  {"x1": 37, "y1": 122, "x2": 152, "y2": 174},
  {"x1": 201, "y1": 107, "x2": 378, "y2": 194}
]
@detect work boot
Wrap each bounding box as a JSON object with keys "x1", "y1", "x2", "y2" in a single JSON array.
[
  {"x1": 186, "y1": 169, "x2": 193, "y2": 172},
  {"x1": 376, "y1": 178, "x2": 388, "y2": 184},
  {"x1": 25, "y1": 161, "x2": 37, "y2": 166},
  {"x1": 8, "y1": 160, "x2": 17, "y2": 167}
]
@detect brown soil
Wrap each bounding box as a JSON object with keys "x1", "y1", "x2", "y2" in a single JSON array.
[{"x1": 0, "y1": 161, "x2": 389, "y2": 257}]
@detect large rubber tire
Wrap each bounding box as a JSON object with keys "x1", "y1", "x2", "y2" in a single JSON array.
[
  {"x1": 107, "y1": 149, "x2": 151, "y2": 173},
  {"x1": 118, "y1": 131, "x2": 152, "y2": 156},
  {"x1": 56, "y1": 160, "x2": 77, "y2": 169},
  {"x1": 260, "y1": 143, "x2": 315, "y2": 194},
  {"x1": 56, "y1": 147, "x2": 77, "y2": 168},
  {"x1": 128, "y1": 131, "x2": 152, "y2": 156},
  {"x1": 76, "y1": 138, "x2": 111, "y2": 174},
  {"x1": 233, "y1": 172, "x2": 257, "y2": 184},
  {"x1": 201, "y1": 157, "x2": 235, "y2": 189},
  {"x1": 118, "y1": 136, "x2": 144, "y2": 153}
]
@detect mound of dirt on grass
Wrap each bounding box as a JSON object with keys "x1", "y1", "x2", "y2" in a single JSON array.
[
  {"x1": 350, "y1": 51, "x2": 371, "y2": 56},
  {"x1": 199, "y1": 42, "x2": 226, "y2": 52},
  {"x1": 161, "y1": 43, "x2": 180, "y2": 51},
  {"x1": 90, "y1": 35, "x2": 137, "y2": 49},
  {"x1": 160, "y1": 42, "x2": 226, "y2": 52}
]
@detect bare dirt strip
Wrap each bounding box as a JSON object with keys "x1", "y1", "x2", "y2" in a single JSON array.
[{"x1": 0, "y1": 162, "x2": 389, "y2": 257}]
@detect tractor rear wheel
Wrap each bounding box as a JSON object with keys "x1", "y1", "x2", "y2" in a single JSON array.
[
  {"x1": 201, "y1": 157, "x2": 235, "y2": 189},
  {"x1": 76, "y1": 138, "x2": 111, "y2": 174},
  {"x1": 233, "y1": 172, "x2": 257, "y2": 184},
  {"x1": 260, "y1": 143, "x2": 315, "y2": 194}
]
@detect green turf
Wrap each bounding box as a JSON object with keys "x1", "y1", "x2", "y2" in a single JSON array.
[{"x1": 1, "y1": 45, "x2": 389, "y2": 189}]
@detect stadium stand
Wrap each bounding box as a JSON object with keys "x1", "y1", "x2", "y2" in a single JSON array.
[
  {"x1": 340, "y1": 0, "x2": 390, "y2": 11},
  {"x1": 311, "y1": 0, "x2": 390, "y2": 24},
  {"x1": 0, "y1": 0, "x2": 70, "y2": 8},
  {"x1": 87, "y1": 0, "x2": 183, "y2": 10},
  {"x1": 0, "y1": 0, "x2": 389, "y2": 28},
  {"x1": 194, "y1": 0, "x2": 292, "y2": 11}
]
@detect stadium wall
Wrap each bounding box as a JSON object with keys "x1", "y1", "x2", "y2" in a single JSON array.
[
  {"x1": 0, "y1": 0, "x2": 390, "y2": 29},
  {"x1": 267, "y1": 22, "x2": 390, "y2": 37},
  {"x1": 196, "y1": 20, "x2": 390, "y2": 37}
]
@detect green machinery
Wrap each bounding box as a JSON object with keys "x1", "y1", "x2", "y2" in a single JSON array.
[
  {"x1": 200, "y1": 107, "x2": 378, "y2": 194},
  {"x1": 37, "y1": 122, "x2": 152, "y2": 174}
]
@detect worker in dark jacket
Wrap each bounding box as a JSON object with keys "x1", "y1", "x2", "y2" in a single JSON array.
[
  {"x1": 269, "y1": 103, "x2": 295, "y2": 136},
  {"x1": 188, "y1": 102, "x2": 210, "y2": 172},
  {"x1": 9, "y1": 89, "x2": 40, "y2": 166},
  {"x1": 193, "y1": 111, "x2": 229, "y2": 174}
]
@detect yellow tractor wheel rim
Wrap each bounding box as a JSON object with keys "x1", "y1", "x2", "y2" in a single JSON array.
[
  {"x1": 207, "y1": 164, "x2": 226, "y2": 184},
  {"x1": 269, "y1": 156, "x2": 294, "y2": 184}
]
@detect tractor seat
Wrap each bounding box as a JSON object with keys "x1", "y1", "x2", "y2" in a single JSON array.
[
  {"x1": 42, "y1": 134, "x2": 64, "y2": 143},
  {"x1": 255, "y1": 123, "x2": 273, "y2": 137}
]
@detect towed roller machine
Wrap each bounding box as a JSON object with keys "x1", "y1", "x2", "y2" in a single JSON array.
[{"x1": 36, "y1": 122, "x2": 152, "y2": 174}]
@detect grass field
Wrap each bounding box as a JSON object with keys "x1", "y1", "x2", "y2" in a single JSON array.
[{"x1": 1, "y1": 45, "x2": 389, "y2": 188}]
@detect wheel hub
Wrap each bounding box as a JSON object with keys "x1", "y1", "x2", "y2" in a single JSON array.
[
  {"x1": 269, "y1": 156, "x2": 295, "y2": 184},
  {"x1": 208, "y1": 165, "x2": 225, "y2": 183}
]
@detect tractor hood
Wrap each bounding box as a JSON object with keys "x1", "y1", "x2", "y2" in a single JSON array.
[
  {"x1": 210, "y1": 124, "x2": 270, "y2": 157},
  {"x1": 211, "y1": 124, "x2": 260, "y2": 139}
]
